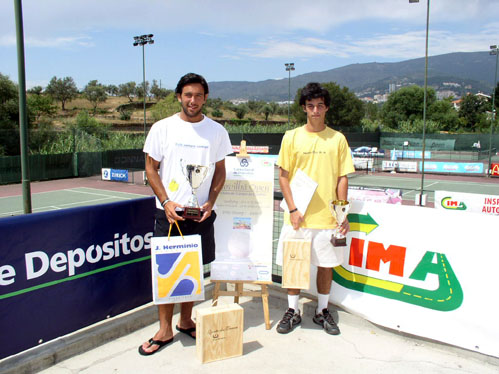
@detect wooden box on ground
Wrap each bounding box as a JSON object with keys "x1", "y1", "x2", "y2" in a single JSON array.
[
  {"x1": 282, "y1": 238, "x2": 311, "y2": 289},
  {"x1": 196, "y1": 303, "x2": 244, "y2": 363}
]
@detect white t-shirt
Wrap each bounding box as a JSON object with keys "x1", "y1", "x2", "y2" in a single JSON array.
[{"x1": 143, "y1": 113, "x2": 233, "y2": 209}]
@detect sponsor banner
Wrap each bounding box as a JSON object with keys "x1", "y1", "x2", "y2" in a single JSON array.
[
  {"x1": 325, "y1": 202, "x2": 499, "y2": 357},
  {"x1": 212, "y1": 156, "x2": 274, "y2": 282},
  {"x1": 491, "y1": 163, "x2": 499, "y2": 176},
  {"x1": 151, "y1": 235, "x2": 204, "y2": 304},
  {"x1": 390, "y1": 150, "x2": 431, "y2": 160},
  {"x1": 382, "y1": 160, "x2": 418, "y2": 173},
  {"x1": 102, "y1": 168, "x2": 129, "y2": 182},
  {"x1": 381, "y1": 137, "x2": 455, "y2": 151},
  {"x1": 102, "y1": 168, "x2": 111, "y2": 180},
  {"x1": 0, "y1": 198, "x2": 155, "y2": 359},
  {"x1": 351, "y1": 149, "x2": 386, "y2": 158},
  {"x1": 348, "y1": 186, "x2": 402, "y2": 205},
  {"x1": 420, "y1": 161, "x2": 484, "y2": 174},
  {"x1": 353, "y1": 157, "x2": 372, "y2": 170},
  {"x1": 434, "y1": 190, "x2": 499, "y2": 215}
]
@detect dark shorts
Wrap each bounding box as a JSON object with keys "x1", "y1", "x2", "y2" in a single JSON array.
[{"x1": 153, "y1": 209, "x2": 217, "y2": 265}]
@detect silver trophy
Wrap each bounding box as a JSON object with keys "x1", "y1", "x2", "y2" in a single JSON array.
[
  {"x1": 329, "y1": 200, "x2": 351, "y2": 247},
  {"x1": 180, "y1": 160, "x2": 212, "y2": 219}
]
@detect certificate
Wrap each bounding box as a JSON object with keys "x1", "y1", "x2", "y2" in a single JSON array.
[{"x1": 280, "y1": 169, "x2": 318, "y2": 214}]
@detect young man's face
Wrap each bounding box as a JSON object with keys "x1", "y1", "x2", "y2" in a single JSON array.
[
  {"x1": 177, "y1": 83, "x2": 207, "y2": 120},
  {"x1": 303, "y1": 97, "x2": 328, "y2": 122}
]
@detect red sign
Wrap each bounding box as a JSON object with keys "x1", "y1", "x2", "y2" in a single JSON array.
[{"x1": 491, "y1": 163, "x2": 499, "y2": 177}]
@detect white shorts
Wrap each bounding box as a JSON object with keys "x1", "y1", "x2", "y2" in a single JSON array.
[{"x1": 276, "y1": 224, "x2": 344, "y2": 268}]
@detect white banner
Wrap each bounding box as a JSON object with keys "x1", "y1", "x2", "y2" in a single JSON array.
[
  {"x1": 325, "y1": 202, "x2": 499, "y2": 358},
  {"x1": 434, "y1": 190, "x2": 499, "y2": 215},
  {"x1": 211, "y1": 156, "x2": 275, "y2": 281},
  {"x1": 348, "y1": 186, "x2": 402, "y2": 205},
  {"x1": 382, "y1": 160, "x2": 418, "y2": 172}
]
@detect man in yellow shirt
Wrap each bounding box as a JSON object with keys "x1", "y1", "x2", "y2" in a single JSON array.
[{"x1": 276, "y1": 82, "x2": 355, "y2": 335}]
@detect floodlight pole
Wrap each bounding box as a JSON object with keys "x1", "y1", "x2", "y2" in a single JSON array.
[
  {"x1": 133, "y1": 34, "x2": 154, "y2": 137},
  {"x1": 410, "y1": 0, "x2": 430, "y2": 206},
  {"x1": 285, "y1": 63, "x2": 295, "y2": 125},
  {"x1": 487, "y1": 45, "x2": 498, "y2": 177},
  {"x1": 14, "y1": 0, "x2": 32, "y2": 213}
]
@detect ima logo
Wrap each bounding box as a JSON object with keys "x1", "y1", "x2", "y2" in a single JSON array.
[
  {"x1": 492, "y1": 164, "x2": 499, "y2": 176},
  {"x1": 334, "y1": 213, "x2": 464, "y2": 311},
  {"x1": 441, "y1": 197, "x2": 467, "y2": 210}
]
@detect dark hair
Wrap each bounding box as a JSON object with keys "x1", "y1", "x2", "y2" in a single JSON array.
[
  {"x1": 175, "y1": 73, "x2": 209, "y2": 95},
  {"x1": 299, "y1": 82, "x2": 330, "y2": 107}
]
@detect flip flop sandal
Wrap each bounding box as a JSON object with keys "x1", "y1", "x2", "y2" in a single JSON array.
[
  {"x1": 138, "y1": 337, "x2": 174, "y2": 356},
  {"x1": 176, "y1": 325, "x2": 196, "y2": 339}
]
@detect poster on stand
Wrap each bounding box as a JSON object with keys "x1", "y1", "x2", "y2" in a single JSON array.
[{"x1": 211, "y1": 156, "x2": 275, "y2": 282}]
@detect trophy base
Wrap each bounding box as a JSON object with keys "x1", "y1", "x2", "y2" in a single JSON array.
[
  {"x1": 330, "y1": 235, "x2": 347, "y2": 247},
  {"x1": 183, "y1": 207, "x2": 202, "y2": 220}
]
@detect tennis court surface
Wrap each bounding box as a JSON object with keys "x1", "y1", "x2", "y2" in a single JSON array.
[
  {"x1": 0, "y1": 174, "x2": 153, "y2": 217},
  {"x1": 1, "y1": 169, "x2": 497, "y2": 217}
]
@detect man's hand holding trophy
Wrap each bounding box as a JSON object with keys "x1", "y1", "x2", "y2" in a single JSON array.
[
  {"x1": 329, "y1": 200, "x2": 351, "y2": 247},
  {"x1": 180, "y1": 159, "x2": 212, "y2": 220}
]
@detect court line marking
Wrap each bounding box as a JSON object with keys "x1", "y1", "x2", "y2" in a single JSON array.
[
  {"x1": 69, "y1": 187, "x2": 149, "y2": 197},
  {"x1": 0, "y1": 197, "x2": 131, "y2": 217}
]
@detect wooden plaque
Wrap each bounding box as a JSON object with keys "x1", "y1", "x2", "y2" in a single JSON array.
[
  {"x1": 282, "y1": 238, "x2": 311, "y2": 289},
  {"x1": 196, "y1": 303, "x2": 244, "y2": 363}
]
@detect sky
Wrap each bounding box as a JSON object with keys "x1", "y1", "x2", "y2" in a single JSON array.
[{"x1": 1, "y1": 0, "x2": 498, "y2": 90}]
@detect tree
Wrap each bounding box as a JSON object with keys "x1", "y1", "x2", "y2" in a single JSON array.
[
  {"x1": 150, "y1": 80, "x2": 170, "y2": 100},
  {"x1": 27, "y1": 94, "x2": 57, "y2": 121},
  {"x1": 27, "y1": 86, "x2": 43, "y2": 95},
  {"x1": 381, "y1": 85, "x2": 437, "y2": 130},
  {"x1": 206, "y1": 97, "x2": 223, "y2": 111},
  {"x1": 45, "y1": 76, "x2": 79, "y2": 110},
  {"x1": 231, "y1": 104, "x2": 249, "y2": 119},
  {"x1": 260, "y1": 103, "x2": 275, "y2": 121},
  {"x1": 0, "y1": 73, "x2": 20, "y2": 155},
  {"x1": 365, "y1": 102, "x2": 380, "y2": 121},
  {"x1": 458, "y1": 93, "x2": 489, "y2": 132},
  {"x1": 151, "y1": 93, "x2": 181, "y2": 122},
  {"x1": 136, "y1": 81, "x2": 150, "y2": 100},
  {"x1": 292, "y1": 82, "x2": 364, "y2": 128},
  {"x1": 83, "y1": 80, "x2": 107, "y2": 114},
  {"x1": 118, "y1": 82, "x2": 137, "y2": 102},
  {"x1": 106, "y1": 84, "x2": 119, "y2": 97},
  {"x1": 428, "y1": 98, "x2": 459, "y2": 132}
]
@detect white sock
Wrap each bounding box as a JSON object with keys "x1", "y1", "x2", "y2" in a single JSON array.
[
  {"x1": 317, "y1": 293, "x2": 329, "y2": 314},
  {"x1": 288, "y1": 294, "x2": 299, "y2": 312}
]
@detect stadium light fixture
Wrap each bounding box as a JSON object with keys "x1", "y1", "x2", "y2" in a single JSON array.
[
  {"x1": 133, "y1": 34, "x2": 154, "y2": 137},
  {"x1": 285, "y1": 63, "x2": 295, "y2": 124},
  {"x1": 410, "y1": 0, "x2": 430, "y2": 206},
  {"x1": 487, "y1": 45, "x2": 498, "y2": 177}
]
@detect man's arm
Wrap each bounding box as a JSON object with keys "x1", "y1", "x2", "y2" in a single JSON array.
[
  {"x1": 336, "y1": 175, "x2": 349, "y2": 235},
  {"x1": 279, "y1": 167, "x2": 303, "y2": 230},
  {"x1": 199, "y1": 158, "x2": 226, "y2": 222},
  {"x1": 145, "y1": 154, "x2": 184, "y2": 223}
]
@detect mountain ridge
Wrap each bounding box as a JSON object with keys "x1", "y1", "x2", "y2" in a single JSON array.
[{"x1": 208, "y1": 51, "x2": 496, "y2": 101}]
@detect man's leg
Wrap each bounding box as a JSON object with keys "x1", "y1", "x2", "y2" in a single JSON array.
[
  {"x1": 317, "y1": 266, "x2": 333, "y2": 294},
  {"x1": 177, "y1": 301, "x2": 196, "y2": 337},
  {"x1": 140, "y1": 304, "x2": 175, "y2": 354},
  {"x1": 313, "y1": 267, "x2": 340, "y2": 335}
]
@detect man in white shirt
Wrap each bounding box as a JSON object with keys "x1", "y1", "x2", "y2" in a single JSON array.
[{"x1": 139, "y1": 73, "x2": 232, "y2": 355}]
